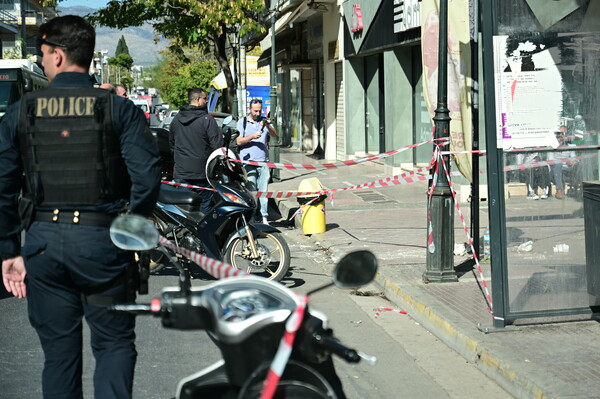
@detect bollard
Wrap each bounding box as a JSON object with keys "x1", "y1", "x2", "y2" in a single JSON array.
[{"x1": 297, "y1": 177, "x2": 327, "y2": 235}]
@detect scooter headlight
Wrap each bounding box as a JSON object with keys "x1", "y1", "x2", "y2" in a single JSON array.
[{"x1": 223, "y1": 192, "x2": 249, "y2": 206}]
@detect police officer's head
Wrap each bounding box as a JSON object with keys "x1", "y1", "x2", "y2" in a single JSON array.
[{"x1": 38, "y1": 15, "x2": 95, "y2": 81}]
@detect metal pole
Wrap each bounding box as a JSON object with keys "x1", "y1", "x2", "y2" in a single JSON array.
[
  {"x1": 424, "y1": 0, "x2": 457, "y2": 283},
  {"x1": 470, "y1": 0, "x2": 481, "y2": 260},
  {"x1": 240, "y1": 45, "x2": 247, "y2": 117},
  {"x1": 232, "y1": 33, "x2": 239, "y2": 119},
  {"x1": 20, "y1": 0, "x2": 26, "y2": 58},
  {"x1": 269, "y1": 4, "x2": 280, "y2": 181}
]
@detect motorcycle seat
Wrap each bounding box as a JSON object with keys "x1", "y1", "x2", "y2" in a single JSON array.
[{"x1": 159, "y1": 185, "x2": 205, "y2": 205}]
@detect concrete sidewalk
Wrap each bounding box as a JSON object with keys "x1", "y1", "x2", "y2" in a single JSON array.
[{"x1": 268, "y1": 147, "x2": 600, "y2": 399}]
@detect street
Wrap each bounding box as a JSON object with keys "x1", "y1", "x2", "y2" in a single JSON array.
[{"x1": 0, "y1": 224, "x2": 512, "y2": 399}]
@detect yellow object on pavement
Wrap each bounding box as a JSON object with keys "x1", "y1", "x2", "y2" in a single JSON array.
[{"x1": 297, "y1": 178, "x2": 327, "y2": 235}]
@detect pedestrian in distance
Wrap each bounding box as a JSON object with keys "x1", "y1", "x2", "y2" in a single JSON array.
[
  {"x1": 169, "y1": 87, "x2": 223, "y2": 213},
  {"x1": 0, "y1": 15, "x2": 161, "y2": 399},
  {"x1": 99, "y1": 82, "x2": 116, "y2": 93},
  {"x1": 115, "y1": 84, "x2": 128, "y2": 98},
  {"x1": 236, "y1": 98, "x2": 278, "y2": 224}
]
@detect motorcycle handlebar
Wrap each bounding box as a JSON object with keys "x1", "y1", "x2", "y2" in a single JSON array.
[{"x1": 313, "y1": 333, "x2": 361, "y2": 363}]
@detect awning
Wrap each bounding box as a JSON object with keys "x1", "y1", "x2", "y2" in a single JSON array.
[
  {"x1": 210, "y1": 65, "x2": 234, "y2": 90},
  {"x1": 257, "y1": 48, "x2": 288, "y2": 68}
]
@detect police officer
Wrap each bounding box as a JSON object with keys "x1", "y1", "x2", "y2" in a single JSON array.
[{"x1": 0, "y1": 15, "x2": 161, "y2": 399}]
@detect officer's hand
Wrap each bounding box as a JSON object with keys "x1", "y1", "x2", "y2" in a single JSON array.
[{"x1": 2, "y1": 257, "x2": 27, "y2": 298}]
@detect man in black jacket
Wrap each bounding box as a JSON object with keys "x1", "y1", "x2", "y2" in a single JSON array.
[
  {"x1": 0, "y1": 15, "x2": 161, "y2": 398},
  {"x1": 169, "y1": 88, "x2": 223, "y2": 213}
]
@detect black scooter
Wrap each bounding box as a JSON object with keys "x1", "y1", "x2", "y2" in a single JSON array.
[
  {"x1": 110, "y1": 214, "x2": 378, "y2": 399},
  {"x1": 149, "y1": 118, "x2": 290, "y2": 281}
]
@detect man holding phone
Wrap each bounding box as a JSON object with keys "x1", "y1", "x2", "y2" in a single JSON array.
[{"x1": 236, "y1": 99, "x2": 278, "y2": 224}]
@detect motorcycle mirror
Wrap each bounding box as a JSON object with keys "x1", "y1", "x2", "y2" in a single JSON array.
[
  {"x1": 223, "y1": 115, "x2": 233, "y2": 125},
  {"x1": 109, "y1": 214, "x2": 159, "y2": 251},
  {"x1": 333, "y1": 250, "x2": 378, "y2": 289}
]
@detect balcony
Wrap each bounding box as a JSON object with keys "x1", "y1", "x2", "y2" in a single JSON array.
[{"x1": 0, "y1": 9, "x2": 19, "y2": 34}]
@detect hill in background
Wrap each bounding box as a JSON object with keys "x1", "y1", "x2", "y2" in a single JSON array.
[{"x1": 58, "y1": 5, "x2": 169, "y2": 67}]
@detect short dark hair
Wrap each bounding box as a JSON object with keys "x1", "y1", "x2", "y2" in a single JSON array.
[
  {"x1": 249, "y1": 98, "x2": 262, "y2": 105},
  {"x1": 38, "y1": 15, "x2": 95, "y2": 68},
  {"x1": 188, "y1": 88, "x2": 207, "y2": 104}
]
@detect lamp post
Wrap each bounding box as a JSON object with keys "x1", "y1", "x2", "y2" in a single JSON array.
[
  {"x1": 423, "y1": 0, "x2": 457, "y2": 283},
  {"x1": 269, "y1": 2, "x2": 280, "y2": 181}
]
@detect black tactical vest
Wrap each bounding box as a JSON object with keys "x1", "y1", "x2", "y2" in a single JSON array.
[{"x1": 18, "y1": 87, "x2": 131, "y2": 207}]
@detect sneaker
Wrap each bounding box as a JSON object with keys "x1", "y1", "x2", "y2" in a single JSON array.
[
  {"x1": 540, "y1": 193, "x2": 548, "y2": 199},
  {"x1": 527, "y1": 193, "x2": 539, "y2": 200},
  {"x1": 262, "y1": 217, "x2": 270, "y2": 225}
]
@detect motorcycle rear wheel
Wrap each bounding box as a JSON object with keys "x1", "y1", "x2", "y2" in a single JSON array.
[{"x1": 224, "y1": 232, "x2": 290, "y2": 281}]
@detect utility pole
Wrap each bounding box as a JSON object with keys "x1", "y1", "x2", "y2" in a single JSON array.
[
  {"x1": 269, "y1": 2, "x2": 280, "y2": 181},
  {"x1": 423, "y1": 0, "x2": 457, "y2": 283}
]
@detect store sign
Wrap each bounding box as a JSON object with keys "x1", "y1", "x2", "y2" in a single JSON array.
[
  {"x1": 351, "y1": 4, "x2": 364, "y2": 32},
  {"x1": 394, "y1": 0, "x2": 422, "y2": 33}
]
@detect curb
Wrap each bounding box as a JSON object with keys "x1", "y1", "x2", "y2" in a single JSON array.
[{"x1": 374, "y1": 275, "x2": 549, "y2": 399}]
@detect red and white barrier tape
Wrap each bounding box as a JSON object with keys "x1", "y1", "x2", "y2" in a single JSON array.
[
  {"x1": 502, "y1": 153, "x2": 596, "y2": 173},
  {"x1": 374, "y1": 307, "x2": 408, "y2": 318},
  {"x1": 158, "y1": 236, "x2": 247, "y2": 279},
  {"x1": 256, "y1": 167, "x2": 460, "y2": 200},
  {"x1": 160, "y1": 180, "x2": 217, "y2": 191},
  {"x1": 261, "y1": 294, "x2": 308, "y2": 399},
  {"x1": 237, "y1": 138, "x2": 449, "y2": 170}
]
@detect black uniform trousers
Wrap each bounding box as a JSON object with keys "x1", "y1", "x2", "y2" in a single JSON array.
[{"x1": 24, "y1": 221, "x2": 136, "y2": 399}]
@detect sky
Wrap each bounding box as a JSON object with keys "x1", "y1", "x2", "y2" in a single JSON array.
[{"x1": 58, "y1": 0, "x2": 109, "y2": 9}]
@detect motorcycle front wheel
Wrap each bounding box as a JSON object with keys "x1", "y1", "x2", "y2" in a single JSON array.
[{"x1": 224, "y1": 232, "x2": 290, "y2": 281}]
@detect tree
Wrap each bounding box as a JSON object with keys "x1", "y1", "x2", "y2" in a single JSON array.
[
  {"x1": 108, "y1": 53, "x2": 134, "y2": 71},
  {"x1": 152, "y1": 49, "x2": 217, "y2": 108},
  {"x1": 115, "y1": 35, "x2": 130, "y2": 57},
  {"x1": 85, "y1": 0, "x2": 267, "y2": 113}
]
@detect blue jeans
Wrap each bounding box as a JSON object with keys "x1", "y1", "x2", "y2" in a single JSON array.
[{"x1": 245, "y1": 165, "x2": 270, "y2": 219}]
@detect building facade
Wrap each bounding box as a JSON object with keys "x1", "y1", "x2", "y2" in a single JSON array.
[
  {"x1": 259, "y1": 0, "x2": 430, "y2": 175},
  {"x1": 0, "y1": 0, "x2": 56, "y2": 60}
]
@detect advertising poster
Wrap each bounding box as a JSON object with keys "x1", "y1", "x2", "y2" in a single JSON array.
[
  {"x1": 493, "y1": 35, "x2": 562, "y2": 149},
  {"x1": 421, "y1": 0, "x2": 473, "y2": 182}
]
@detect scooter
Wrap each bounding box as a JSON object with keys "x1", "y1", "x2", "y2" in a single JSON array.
[
  {"x1": 149, "y1": 117, "x2": 290, "y2": 281},
  {"x1": 110, "y1": 214, "x2": 378, "y2": 399}
]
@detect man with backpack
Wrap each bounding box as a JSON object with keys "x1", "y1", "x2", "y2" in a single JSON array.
[{"x1": 236, "y1": 99, "x2": 278, "y2": 224}]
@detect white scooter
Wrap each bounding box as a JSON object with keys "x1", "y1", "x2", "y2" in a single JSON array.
[{"x1": 109, "y1": 214, "x2": 378, "y2": 399}]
